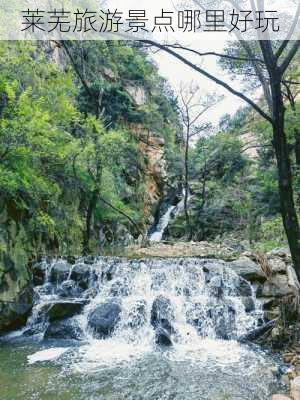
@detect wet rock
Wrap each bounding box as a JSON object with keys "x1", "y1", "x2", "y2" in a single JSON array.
[
  {"x1": 88, "y1": 302, "x2": 121, "y2": 338},
  {"x1": 155, "y1": 324, "x2": 172, "y2": 346},
  {"x1": 242, "y1": 297, "x2": 255, "y2": 313},
  {"x1": 23, "y1": 323, "x2": 45, "y2": 336},
  {"x1": 151, "y1": 296, "x2": 174, "y2": 328},
  {"x1": 70, "y1": 263, "x2": 92, "y2": 289},
  {"x1": 229, "y1": 256, "x2": 266, "y2": 282},
  {"x1": 102, "y1": 263, "x2": 118, "y2": 281},
  {"x1": 151, "y1": 296, "x2": 175, "y2": 346},
  {"x1": 239, "y1": 319, "x2": 275, "y2": 342},
  {"x1": 56, "y1": 280, "x2": 84, "y2": 298},
  {"x1": 236, "y1": 277, "x2": 252, "y2": 297},
  {"x1": 44, "y1": 300, "x2": 86, "y2": 322},
  {"x1": 32, "y1": 261, "x2": 47, "y2": 285},
  {"x1": 50, "y1": 261, "x2": 71, "y2": 283},
  {"x1": 44, "y1": 318, "x2": 83, "y2": 340},
  {"x1": 83, "y1": 256, "x2": 95, "y2": 265}
]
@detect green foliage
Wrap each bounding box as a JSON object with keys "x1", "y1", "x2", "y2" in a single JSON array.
[{"x1": 0, "y1": 41, "x2": 181, "y2": 255}]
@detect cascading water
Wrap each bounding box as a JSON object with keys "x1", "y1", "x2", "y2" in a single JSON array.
[
  {"x1": 149, "y1": 190, "x2": 187, "y2": 242},
  {"x1": 0, "y1": 257, "x2": 284, "y2": 400}
]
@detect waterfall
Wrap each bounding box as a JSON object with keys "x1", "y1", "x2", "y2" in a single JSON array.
[
  {"x1": 149, "y1": 190, "x2": 187, "y2": 242},
  {"x1": 25, "y1": 257, "x2": 263, "y2": 345}
]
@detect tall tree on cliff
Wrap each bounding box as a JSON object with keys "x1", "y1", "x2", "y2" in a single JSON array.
[
  {"x1": 142, "y1": 1, "x2": 300, "y2": 278},
  {"x1": 178, "y1": 83, "x2": 219, "y2": 238}
]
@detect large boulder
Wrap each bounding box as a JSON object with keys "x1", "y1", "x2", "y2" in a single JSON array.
[
  {"x1": 88, "y1": 302, "x2": 121, "y2": 338},
  {"x1": 257, "y1": 275, "x2": 293, "y2": 298},
  {"x1": 151, "y1": 296, "x2": 175, "y2": 346},
  {"x1": 229, "y1": 256, "x2": 266, "y2": 282},
  {"x1": 50, "y1": 261, "x2": 71, "y2": 283},
  {"x1": 70, "y1": 263, "x2": 92, "y2": 289},
  {"x1": 44, "y1": 318, "x2": 83, "y2": 340},
  {"x1": 44, "y1": 300, "x2": 86, "y2": 322}
]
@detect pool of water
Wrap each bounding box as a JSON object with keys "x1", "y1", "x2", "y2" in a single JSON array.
[{"x1": 0, "y1": 335, "x2": 284, "y2": 400}]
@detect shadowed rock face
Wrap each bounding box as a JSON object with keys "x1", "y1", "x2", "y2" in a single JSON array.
[{"x1": 0, "y1": 246, "x2": 33, "y2": 333}]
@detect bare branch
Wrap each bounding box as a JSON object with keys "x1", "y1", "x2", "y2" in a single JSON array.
[
  {"x1": 280, "y1": 40, "x2": 300, "y2": 74},
  {"x1": 141, "y1": 40, "x2": 273, "y2": 124}
]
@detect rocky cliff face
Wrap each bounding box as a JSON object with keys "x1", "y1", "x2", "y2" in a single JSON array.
[
  {"x1": 0, "y1": 203, "x2": 33, "y2": 332},
  {"x1": 129, "y1": 123, "x2": 167, "y2": 222}
]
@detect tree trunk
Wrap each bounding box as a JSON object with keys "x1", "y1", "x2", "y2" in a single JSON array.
[
  {"x1": 271, "y1": 73, "x2": 300, "y2": 278},
  {"x1": 83, "y1": 191, "x2": 98, "y2": 255},
  {"x1": 184, "y1": 135, "x2": 191, "y2": 238}
]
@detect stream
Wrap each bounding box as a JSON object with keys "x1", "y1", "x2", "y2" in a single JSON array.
[{"x1": 0, "y1": 257, "x2": 285, "y2": 400}]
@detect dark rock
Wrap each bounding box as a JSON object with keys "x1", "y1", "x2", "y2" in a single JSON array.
[
  {"x1": 151, "y1": 296, "x2": 175, "y2": 346},
  {"x1": 50, "y1": 261, "x2": 71, "y2": 283},
  {"x1": 32, "y1": 262, "x2": 47, "y2": 285},
  {"x1": 23, "y1": 323, "x2": 46, "y2": 336},
  {"x1": 155, "y1": 325, "x2": 172, "y2": 346},
  {"x1": 242, "y1": 297, "x2": 255, "y2": 313},
  {"x1": 236, "y1": 277, "x2": 252, "y2": 297},
  {"x1": 102, "y1": 263, "x2": 118, "y2": 281},
  {"x1": 239, "y1": 319, "x2": 276, "y2": 342},
  {"x1": 44, "y1": 318, "x2": 83, "y2": 339},
  {"x1": 57, "y1": 280, "x2": 84, "y2": 298},
  {"x1": 44, "y1": 300, "x2": 86, "y2": 322},
  {"x1": 88, "y1": 302, "x2": 121, "y2": 338},
  {"x1": 229, "y1": 257, "x2": 266, "y2": 282},
  {"x1": 151, "y1": 296, "x2": 174, "y2": 328},
  {"x1": 0, "y1": 285, "x2": 33, "y2": 332},
  {"x1": 70, "y1": 263, "x2": 92, "y2": 289},
  {"x1": 84, "y1": 256, "x2": 95, "y2": 265}
]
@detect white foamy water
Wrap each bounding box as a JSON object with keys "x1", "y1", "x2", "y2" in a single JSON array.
[
  {"x1": 27, "y1": 347, "x2": 69, "y2": 364},
  {"x1": 13, "y1": 256, "x2": 282, "y2": 400}
]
